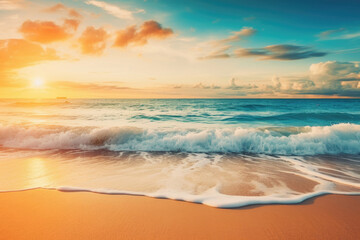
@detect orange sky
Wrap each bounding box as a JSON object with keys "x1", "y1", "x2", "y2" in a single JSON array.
[{"x1": 0, "y1": 0, "x2": 359, "y2": 98}]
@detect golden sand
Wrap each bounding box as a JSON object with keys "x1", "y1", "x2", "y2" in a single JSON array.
[{"x1": 0, "y1": 190, "x2": 359, "y2": 240}]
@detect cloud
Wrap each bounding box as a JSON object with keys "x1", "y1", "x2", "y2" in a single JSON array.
[
  {"x1": 78, "y1": 26, "x2": 108, "y2": 55},
  {"x1": 63, "y1": 19, "x2": 80, "y2": 30},
  {"x1": 199, "y1": 27, "x2": 256, "y2": 60},
  {"x1": 0, "y1": 0, "x2": 24, "y2": 10},
  {"x1": 227, "y1": 78, "x2": 258, "y2": 90},
  {"x1": 234, "y1": 44, "x2": 327, "y2": 60},
  {"x1": 198, "y1": 45, "x2": 231, "y2": 60},
  {"x1": 339, "y1": 32, "x2": 360, "y2": 40},
  {"x1": 85, "y1": 0, "x2": 144, "y2": 20},
  {"x1": 317, "y1": 28, "x2": 346, "y2": 39},
  {"x1": 225, "y1": 61, "x2": 360, "y2": 97},
  {"x1": 309, "y1": 61, "x2": 360, "y2": 90},
  {"x1": 44, "y1": 3, "x2": 66, "y2": 12},
  {"x1": 114, "y1": 20, "x2": 173, "y2": 48},
  {"x1": 215, "y1": 27, "x2": 256, "y2": 45},
  {"x1": 0, "y1": 39, "x2": 59, "y2": 86},
  {"x1": 43, "y1": 3, "x2": 82, "y2": 18},
  {"x1": 269, "y1": 76, "x2": 315, "y2": 92},
  {"x1": 228, "y1": 78, "x2": 241, "y2": 90},
  {"x1": 50, "y1": 81, "x2": 133, "y2": 91},
  {"x1": 200, "y1": 52, "x2": 230, "y2": 60},
  {"x1": 310, "y1": 61, "x2": 359, "y2": 77},
  {"x1": 19, "y1": 19, "x2": 80, "y2": 43},
  {"x1": 289, "y1": 61, "x2": 360, "y2": 96},
  {"x1": 200, "y1": 29, "x2": 326, "y2": 61},
  {"x1": 317, "y1": 28, "x2": 360, "y2": 40},
  {"x1": 201, "y1": 43, "x2": 327, "y2": 61},
  {"x1": 194, "y1": 83, "x2": 221, "y2": 89},
  {"x1": 0, "y1": 39, "x2": 59, "y2": 70}
]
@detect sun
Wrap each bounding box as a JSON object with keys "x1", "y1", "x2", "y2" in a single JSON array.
[{"x1": 31, "y1": 77, "x2": 45, "y2": 88}]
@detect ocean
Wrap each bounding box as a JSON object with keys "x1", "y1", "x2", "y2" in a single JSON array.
[{"x1": 0, "y1": 98, "x2": 359, "y2": 208}]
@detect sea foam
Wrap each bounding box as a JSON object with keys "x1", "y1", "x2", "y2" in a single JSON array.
[
  {"x1": 1, "y1": 187, "x2": 357, "y2": 209},
  {"x1": 0, "y1": 123, "x2": 359, "y2": 155}
]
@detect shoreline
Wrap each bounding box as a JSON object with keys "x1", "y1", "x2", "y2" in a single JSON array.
[
  {"x1": 0, "y1": 189, "x2": 359, "y2": 239},
  {"x1": 2, "y1": 187, "x2": 360, "y2": 208}
]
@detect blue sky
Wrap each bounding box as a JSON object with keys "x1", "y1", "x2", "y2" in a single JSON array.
[{"x1": 154, "y1": 0, "x2": 360, "y2": 55}]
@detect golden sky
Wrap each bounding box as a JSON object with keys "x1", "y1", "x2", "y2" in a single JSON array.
[{"x1": 0, "y1": 0, "x2": 359, "y2": 98}]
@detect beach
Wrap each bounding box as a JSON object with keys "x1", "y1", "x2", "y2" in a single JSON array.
[
  {"x1": 0, "y1": 189, "x2": 359, "y2": 240},
  {"x1": 0, "y1": 99, "x2": 359, "y2": 239},
  {"x1": 1, "y1": 0, "x2": 360, "y2": 238}
]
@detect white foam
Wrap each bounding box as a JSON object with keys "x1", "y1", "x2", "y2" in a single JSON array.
[
  {"x1": 0, "y1": 153, "x2": 359, "y2": 208},
  {"x1": 0, "y1": 123, "x2": 359, "y2": 155},
  {"x1": 0, "y1": 186, "x2": 357, "y2": 209},
  {"x1": 54, "y1": 181, "x2": 360, "y2": 208}
]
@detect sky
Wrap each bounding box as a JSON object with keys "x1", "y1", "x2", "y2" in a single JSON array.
[{"x1": 0, "y1": 0, "x2": 359, "y2": 98}]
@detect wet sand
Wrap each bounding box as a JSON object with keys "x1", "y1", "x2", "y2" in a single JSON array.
[{"x1": 0, "y1": 189, "x2": 359, "y2": 240}]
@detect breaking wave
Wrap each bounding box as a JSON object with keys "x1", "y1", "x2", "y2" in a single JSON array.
[{"x1": 0, "y1": 123, "x2": 359, "y2": 155}]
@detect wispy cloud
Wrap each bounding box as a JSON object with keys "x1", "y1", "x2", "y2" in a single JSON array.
[
  {"x1": 199, "y1": 27, "x2": 256, "y2": 60},
  {"x1": 198, "y1": 45, "x2": 231, "y2": 59},
  {"x1": 201, "y1": 44, "x2": 327, "y2": 61},
  {"x1": 338, "y1": 32, "x2": 360, "y2": 40},
  {"x1": 0, "y1": 0, "x2": 24, "y2": 10},
  {"x1": 317, "y1": 28, "x2": 360, "y2": 40},
  {"x1": 43, "y1": 3, "x2": 82, "y2": 19},
  {"x1": 317, "y1": 28, "x2": 346, "y2": 39},
  {"x1": 85, "y1": 0, "x2": 144, "y2": 20},
  {"x1": 214, "y1": 27, "x2": 256, "y2": 45},
  {"x1": 50, "y1": 81, "x2": 134, "y2": 91},
  {"x1": 334, "y1": 47, "x2": 360, "y2": 54},
  {"x1": 234, "y1": 44, "x2": 328, "y2": 60}
]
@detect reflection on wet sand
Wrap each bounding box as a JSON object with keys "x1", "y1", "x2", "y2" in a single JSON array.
[{"x1": 0, "y1": 148, "x2": 359, "y2": 208}]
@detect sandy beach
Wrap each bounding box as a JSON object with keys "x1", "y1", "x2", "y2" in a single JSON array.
[
  {"x1": 0, "y1": 190, "x2": 359, "y2": 240},
  {"x1": 1, "y1": 0, "x2": 360, "y2": 238}
]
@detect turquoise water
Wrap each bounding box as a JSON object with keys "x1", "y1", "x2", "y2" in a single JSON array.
[
  {"x1": 0, "y1": 99, "x2": 359, "y2": 207},
  {"x1": 123, "y1": 99, "x2": 360, "y2": 126},
  {"x1": 0, "y1": 98, "x2": 359, "y2": 154},
  {"x1": 3, "y1": 99, "x2": 360, "y2": 126}
]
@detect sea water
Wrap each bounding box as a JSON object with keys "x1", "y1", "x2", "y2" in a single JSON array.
[{"x1": 0, "y1": 98, "x2": 359, "y2": 207}]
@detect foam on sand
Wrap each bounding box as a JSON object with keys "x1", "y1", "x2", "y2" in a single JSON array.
[{"x1": 0, "y1": 153, "x2": 359, "y2": 208}]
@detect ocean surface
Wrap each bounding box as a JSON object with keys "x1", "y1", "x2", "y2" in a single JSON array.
[{"x1": 0, "y1": 98, "x2": 359, "y2": 208}]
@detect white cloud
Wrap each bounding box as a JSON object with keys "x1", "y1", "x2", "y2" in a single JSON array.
[
  {"x1": 317, "y1": 28, "x2": 360, "y2": 40},
  {"x1": 194, "y1": 83, "x2": 221, "y2": 89},
  {"x1": 223, "y1": 61, "x2": 360, "y2": 97},
  {"x1": 309, "y1": 61, "x2": 360, "y2": 89},
  {"x1": 339, "y1": 32, "x2": 360, "y2": 39},
  {"x1": 85, "y1": 0, "x2": 144, "y2": 20}
]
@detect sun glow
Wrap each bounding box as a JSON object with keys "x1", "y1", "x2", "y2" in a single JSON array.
[{"x1": 31, "y1": 77, "x2": 44, "y2": 88}]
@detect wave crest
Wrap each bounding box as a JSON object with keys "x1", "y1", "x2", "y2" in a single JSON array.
[{"x1": 0, "y1": 123, "x2": 359, "y2": 155}]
